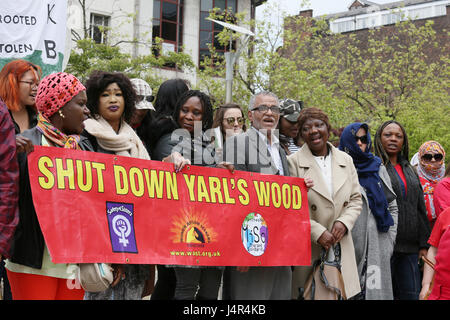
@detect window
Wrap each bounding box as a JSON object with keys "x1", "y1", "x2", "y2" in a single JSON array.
[
  {"x1": 356, "y1": 17, "x2": 368, "y2": 29},
  {"x1": 90, "y1": 13, "x2": 110, "y2": 44},
  {"x1": 408, "y1": 6, "x2": 433, "y2": 20},
  {"x1": 334, "y1": 20, "x2": 355, "y2": 33},
  {"x1": 382, "y1": 12, "x2": 402, "y2": 25},
  {"x1": 435, "y1": 5, "x2": 446, "y2": 17},
  {"x1": 152, "y1": 0, "x2": 184, "y2": 55},
  {"x1": 199, "y1": 0, "x2": 237, "y2": 68}
]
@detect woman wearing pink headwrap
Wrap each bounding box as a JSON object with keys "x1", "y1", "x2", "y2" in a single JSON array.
[
  {"x1": 4, "y1": 72, "x2": 92, "y2": 300},
  {"x1": 416, "y1": 141, "x2": 446, "y2": 228}
]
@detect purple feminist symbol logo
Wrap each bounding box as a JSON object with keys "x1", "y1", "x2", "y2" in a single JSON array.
[{"x1": 106, "y1": 202, "x2": 138, "y2": 253}]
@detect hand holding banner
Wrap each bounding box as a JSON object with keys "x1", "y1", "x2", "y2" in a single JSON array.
[{"x1": 28, "y1": 146, "x2": 311, "y2": 266}]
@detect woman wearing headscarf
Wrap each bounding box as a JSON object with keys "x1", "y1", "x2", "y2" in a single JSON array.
[
  {"x1": 288, "y1": 107, "x2": 363, "y2": 300},
  {"x1": 416, "y1": 141, "x2": 446, "y2": 228},
  {"x1": 374, "y1": 120, "x2": 431, "y2": 300},
  {"x1": 5, "y1": 72, "x2": 92, "y2": 300},
  {"x1": 339, "y1": 122, "x2": 398, "y2": 300}
]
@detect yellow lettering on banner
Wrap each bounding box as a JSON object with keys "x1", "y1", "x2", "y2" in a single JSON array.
[
  {"x1": 76, "y1": 159, "x2": 92, "y2": 192},
  {"x1": 271, "y1": 183, "x2": 281, "y2": 208},
  {"x1": 92, "y1": 162, "x2": 106, "y2": 192},
  {"x1": 129, "y1": 167, "x2": 144, "y2": 197},
  {"x1": 253, "y1": 181, "x2": 270, "y2": 207},
  {"x1": 209, "y1": 177, "x2": 223, "y2": 204},
  {"x1": 165, "y1": 171, "x2": 179, "y2": 200},
  {"x1": 292, "y1": 185, "x2": 302, "y2": 210},
  {"x1": 282, "y1": 184, "x2": 292, "y2": 209},
  {"x1": 144, "y1": 169, "x2": 163, "y2": 199},
  {"x1": 197, "y1": 176, "x2": 211, "y2": 203},
  {"x1": 183, "y1": 174, "x2": 196, "y2": 201},
  {"x1": 237, "y1": 179, "x2": 249, "y2": 205},
  {"x1": 252, "y1": 180, "x2": 303, "y2": 210},
  {"x1": 55, "y1": 158, "x2": 75, "y2": 190},
  {"x1": 114, "y1": 165, "x2": 128, "y2": 195},
  {"x1": 222, "y1": 178, "x2": 235, "y2": 204},
  {"x1": 38, "y1": 156, "x2": 54, "y2": 189}
]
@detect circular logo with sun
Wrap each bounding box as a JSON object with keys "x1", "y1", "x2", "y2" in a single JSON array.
[
  {"x1": 241, "y1": 213, "x2": 268, "y2": 256},
  {"x1": 171, "y1": 208, "x2": 217, "y2": 246}
]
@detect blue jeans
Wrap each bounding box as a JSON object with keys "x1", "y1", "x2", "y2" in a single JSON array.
[{"x1": 391, "y1": 252, "x2": 421, "y2": 300}]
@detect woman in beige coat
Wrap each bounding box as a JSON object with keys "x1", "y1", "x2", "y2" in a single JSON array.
[{"x1": 288, "y1": 107, "x2": 363, "y2": 299}]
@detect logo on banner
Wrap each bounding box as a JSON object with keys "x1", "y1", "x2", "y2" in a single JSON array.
[
  {"x1": 241, "y1": 213, "x2": 268, "y2": 257},
  {"x1": 171, "y1": 208, "x2": 217, "y2": 246},
  {"x1": 106, "y1": 202, "x2": 138, "y2": 253}
]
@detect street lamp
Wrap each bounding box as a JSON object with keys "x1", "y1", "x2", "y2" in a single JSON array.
[{"x1": 206, "y1": 18, "x2": 255, "y2": 103}]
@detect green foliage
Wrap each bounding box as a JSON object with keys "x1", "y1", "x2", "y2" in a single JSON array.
[
  {"x1": 65, "y1": 38, "x2": 195, "y2": 94},
  {"x1": 196, "y1": 4, "x2": 449, "y2": 162}
]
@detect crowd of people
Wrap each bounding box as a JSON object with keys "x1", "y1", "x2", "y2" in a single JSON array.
[{"x1": 0, "y1": 59, "x2": 449, "y2": 300}]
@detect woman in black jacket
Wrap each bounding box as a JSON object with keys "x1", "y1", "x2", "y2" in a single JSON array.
[
  {"x1": 148, "y1": 78, "x2": 189, "y2": 300},
  {"x1": 374, "y1": 120, "x2": 430, "y2": 300},
  {"x1": 147, "y1": 78, "x2": 189, "y2": 161},
  {"x1": 157, "y1": 90, "x2": 220, "y2": 300}
]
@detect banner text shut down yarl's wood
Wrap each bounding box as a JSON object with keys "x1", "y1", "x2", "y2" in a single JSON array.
[{"x1": 28, "y1": 146, "x2": 311, "y2": 266}]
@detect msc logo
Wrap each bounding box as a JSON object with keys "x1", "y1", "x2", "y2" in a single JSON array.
[{"x1": 241, "y1": 212, "x2": 268, "y2": 257}]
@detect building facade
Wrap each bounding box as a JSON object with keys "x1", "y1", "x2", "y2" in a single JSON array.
[
  {"x1": 288, "y1": 0, "x2": 449, "y2": 66},
  {"x1": 315, "y1": 0, "x2": 449, "y2": 34},
  {"x1": 67, "y1": 0, "x2": 264, "y2": 85}
]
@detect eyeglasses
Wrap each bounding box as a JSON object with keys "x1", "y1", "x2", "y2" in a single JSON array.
[
  {"x1": 137, "y1": 95, "x2": 154, "y2": 103},
  {"x1": 225, "y1": 116, "x2": 245, "y2": 125},
  {"x1": 422, "y1": 153, "x2": 443, "y2": 161},
  {"x1": 20, "y1": 80, "x2": 39, "y2": 89},
  {"x1": 355, "y1": 135, "x2": 368, "y2": 144},
  {"x1": 252, "y1": 105, "x2": 281, "y2": 114}
]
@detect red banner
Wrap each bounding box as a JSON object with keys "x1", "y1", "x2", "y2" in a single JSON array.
[{"x1": 27, "y1": 146, "x2": 311, "y2": 266}]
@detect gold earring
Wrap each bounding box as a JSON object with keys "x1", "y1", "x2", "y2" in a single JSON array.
[{"x1": 58, "y1": 109, "x2": 65, "y2": 118}]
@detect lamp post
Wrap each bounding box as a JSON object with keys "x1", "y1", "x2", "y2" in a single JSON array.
[{"x1": 207, "y1": 18, "x2": 254, "y2": 103}]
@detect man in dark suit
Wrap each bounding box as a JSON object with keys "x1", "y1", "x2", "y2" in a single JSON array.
[{"x1": 222, "y1": 91, "x2": 292, "y2": 300}]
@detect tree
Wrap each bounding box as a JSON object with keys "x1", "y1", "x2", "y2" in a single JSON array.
[{"x1": 196, "y1": 3, "x2": 449, "y2": 159}]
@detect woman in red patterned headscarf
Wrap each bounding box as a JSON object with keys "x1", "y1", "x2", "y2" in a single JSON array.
[
  {"x1": 4, "y1": 72, "x2": 92, "y2": 300},
  {"x1": 416, "y1": 141, "x2": 446, "y2": 228}
]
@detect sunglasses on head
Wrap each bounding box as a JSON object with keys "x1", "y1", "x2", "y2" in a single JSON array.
[
  {"x1": 225, "y1": 116, "x2": 245, "y2": 125},
  {"x1": 138, "y1": 95, "x2": 154, "y2": 103},
  {"x1": 422, "y1": 153, "x2": 443, "y2": 161},
  {"x1": 354, "y1": 135, "x2": 368, "y2": 144}
]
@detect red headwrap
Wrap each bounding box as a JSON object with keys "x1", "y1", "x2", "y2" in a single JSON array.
[{"x1": 35, "y1": 72, "x2": 85, "y2": 118}]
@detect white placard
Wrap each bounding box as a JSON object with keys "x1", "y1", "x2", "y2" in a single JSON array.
[{"x1": 0, "y1": 0, "x2": 68, "y2": 75}]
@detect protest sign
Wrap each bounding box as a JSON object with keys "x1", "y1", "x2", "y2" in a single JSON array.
[
  {"x1": 28, "y1": 146, "x2": 311, "y2": 266},
  {"x1": 0, "y1": 0, "x2": 67, "y2": 74}
]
